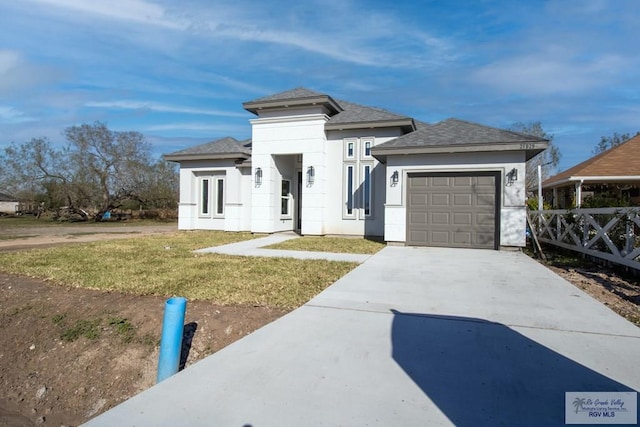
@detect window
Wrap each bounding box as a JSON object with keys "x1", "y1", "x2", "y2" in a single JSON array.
[
  {"x1": 215, "y1": 178, "x2": 224, "y2": 215},
  {"x1": 198, "y1": 174, "x2": 225, "y2": 217},
  {"x1": 200, "y1": 178, "x2": 210, "y2": 216},
  {"x1": 345, "y1": 139, "x2": 356, "y2": 159},
  {"x1": 362, "y1": 164, "x2": 372, "y2": 216},
  {"x1": 345, "y1": 165, "x2": 355, "y2": 216},
  {"x1": 281, "y1": 179, "x2": 291, "y2": 216},
  {"x1": 363, "y1": 140, "x2": 372, "y2": 157},
  {"x1": 343, "y1": 138, "x2": 375, "y2": 219}
]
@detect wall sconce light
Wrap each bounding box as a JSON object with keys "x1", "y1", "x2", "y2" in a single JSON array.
[
  {"x1": 255, "y1": 167, "x2": 262, "y2": 187},
  {"x1": 390, "y1": 170, "x2": 399, "y2": 186},
  {"x1": 307, "y1": 165, "x2": 315, "y2": 186},
  {"x1": 506, "y1": 168, "x2": 518, "y2": 186}
]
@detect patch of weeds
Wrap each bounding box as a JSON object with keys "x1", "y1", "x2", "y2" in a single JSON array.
[
  {"x1": 61, "y1": 319, "x2": 101, "y2": 342},
  {"x1": 139, "y1": 333, "x2": 158, "y2": 347},
  {"x1": 107, "y1": 317, "x2": 136, "y2": 343},
  {"x1": 52, "y1": 313, "x2": 66, "y2": 325},
  {"x1": 9, "y1": 304, "x2": 33, "y2": 316}
]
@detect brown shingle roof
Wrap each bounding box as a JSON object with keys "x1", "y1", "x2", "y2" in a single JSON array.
[{"x1": 544, "y1": 134, "x2": 640, "y2": 187}]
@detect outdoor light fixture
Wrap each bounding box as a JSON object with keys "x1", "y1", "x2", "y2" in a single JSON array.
[
  {"x1": 255, "y1": 167, "x2": 262, "y2": 187},
  {"x1": 507, "y1": 168, "x2": 518, "y2": 186},
  {"x1": 307, "y1": 165, "x2": 315, "y2": 185},
  {"x1": 390, "y1": 170, "x2": 399, "y2": 186}
]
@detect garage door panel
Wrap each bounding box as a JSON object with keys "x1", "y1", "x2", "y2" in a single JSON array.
[
  {"x1": 476, "y1": 176, "x2": 495, "y2": 186},
  {"x1": 430, "y1": 231, "x2": 450, "y2": 244},
  {"x1": 409, "y1": 177, "x2": 428, "y2": 189},
  {"x1": 476, "y1": 194, "x2": 495, "y2": 207},
  {"x1": 431, "y1": 193, "x2": 450, "y2": 206},
  {"x1": 409, "y1": 194, "x2": 428, "y2": 207},
  {"x1": 431, "y1": 212, "x2": 450, "y2": 225},
  {"x1": 453, "y1": 194, "x2": 472, "y2": 206},
  {"x1": 431, "y1": 177, "x2": 450, "y2": 187},
  {"x1": 453, "y1": 213, "x2": 472, "y2": 225},
  {"x1": 409, "y1": 212, "x2": 428, "y2": 225},
  {"x1": 453, "y1": 176, "x2": 473, "y2": 187},
  {"x1": 476, "y1": 232, "x2": 495, "y2": 245},
  {"x1": 476, "y1": 212, "x2": 495, "y2": 226},
  {"x1": 407, "y1": 173, "x2": 498, "y2": 249},
  {"x1": 453, "y1": 231, "x2": 472, "y2": 245}
]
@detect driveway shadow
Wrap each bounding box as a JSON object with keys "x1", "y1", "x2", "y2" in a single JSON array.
[{"x1": 390, "y1": 310, "x2": 636, "y2": 427}]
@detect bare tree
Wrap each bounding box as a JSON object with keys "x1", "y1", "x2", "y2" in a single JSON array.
[
  {"x1": 593, "y1": 131, "x2": 639, "y2": 155},
  {"x1": 509, "y1": 121, "x2": 560, "y2": 192},
  {"x1": 0, "y1": 122, "x2": 178, "y2": 216}
]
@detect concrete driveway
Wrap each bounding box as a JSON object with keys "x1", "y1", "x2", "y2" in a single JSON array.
[{"x1": 85, "y1": 246, "x2": 640, "y2": 426}]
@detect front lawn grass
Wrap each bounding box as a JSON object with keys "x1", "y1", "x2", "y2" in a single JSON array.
[
  {"x1": 264, "y1": 236, "x2": 385, "y2": 254},
  {"x1": 0, "y1": 231, "x2": 357, "y2": 309}
]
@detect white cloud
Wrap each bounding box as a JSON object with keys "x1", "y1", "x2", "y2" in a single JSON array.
[
  {"x1": 0, "y1": 105, "x2": 37, "y2": 124},
  {"x1": 0, "y1": 50, "x2": 21, "y2": 74},
  {"x1": 471, "y1": 52, "x2": 629, "y2": 95},
  {"x1": 0, "y1": 50, "x2": 65, "y2": 96},
  {"x1": 144, "y1": 123, "x2": 247, "y2": 133},
  {"x1": 85, "y1": 100, "x2": 247, "y2": 118},
  {"x1": 26, "y1": 0, "x2": 188, "y2": 29}
]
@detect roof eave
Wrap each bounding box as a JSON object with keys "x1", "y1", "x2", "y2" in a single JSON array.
[
  {"x1": 371, "y1": 141, "x2": 548, "y2": 157},
  {"x1": 544, "y1": 175, "x2": 640, "y2": 188},
  {"x1": 325, "y1": 118, "x2": 416, "y2": 133},
  {"x1": 242, "y1": 95, "x2": 342, "y2": 116},
  {"x1": 163, "y1": 153, "x2": 250, "y2": 162}
]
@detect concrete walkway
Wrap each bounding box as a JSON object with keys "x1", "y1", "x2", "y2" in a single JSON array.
[
  {"x1": 85, "y1": 246, "x2": 640, "y2": 426},
  {"x1": 195, "y1": 232, "x2": 373, "y2": 263}
]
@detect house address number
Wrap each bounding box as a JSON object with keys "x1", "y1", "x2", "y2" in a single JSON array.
[{"x1": 520, "y1": 143, "x2": 536, "y2": 149}]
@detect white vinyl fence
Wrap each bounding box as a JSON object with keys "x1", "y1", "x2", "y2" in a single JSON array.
[{"x1": 527, "y1": 207, "x2": 640, "y2": 271}]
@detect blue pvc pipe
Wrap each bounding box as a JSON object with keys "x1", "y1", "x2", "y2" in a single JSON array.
[{"x1": 157, "y1": 296, "x2": 187, "y2": 383}]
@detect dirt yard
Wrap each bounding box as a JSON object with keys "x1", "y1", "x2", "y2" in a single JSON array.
[
  {"x1": 0, "y1": 224, "x2": 288, "y2": 426},
  {"x1": 0, "y1": 224, "x2": 638, "y2": 426}
]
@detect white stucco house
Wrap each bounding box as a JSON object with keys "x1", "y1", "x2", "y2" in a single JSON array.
[
  {"x1": 164, "y1": 88, "x2": 548, "y2": 249},
  {"x1": 0, "y1": 192, "x2": 19, "y2": 215}
]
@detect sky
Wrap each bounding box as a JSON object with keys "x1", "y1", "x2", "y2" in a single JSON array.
[{"x1": 1, "y1": 0, "x2": 639, "y2": 173}]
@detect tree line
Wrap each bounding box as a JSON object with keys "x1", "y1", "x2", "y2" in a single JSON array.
[{"x1": 0, "y1": 122, "x2": 178, "y2": 218}]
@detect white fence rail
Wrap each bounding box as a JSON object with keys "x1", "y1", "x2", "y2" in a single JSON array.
[{"x1": 527, "y1": 207, "x2": 640, "y2": 271}]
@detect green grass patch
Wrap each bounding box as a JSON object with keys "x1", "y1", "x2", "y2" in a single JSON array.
[
  {"x1": 263, "y1": 236, "x2": 385, "y2": 254},
  {"x1": 0, "y1": 234, "x2": 36, "y2": 241},
  {"x1": 108, "y1": 317, "x2": 136, "y2": 343},
  {"x1": 60, "y1": 319, "x2": 101, "y2": 341},
  {"x1": 0, "y1": 231, "x2": 357, "y2": 309}
]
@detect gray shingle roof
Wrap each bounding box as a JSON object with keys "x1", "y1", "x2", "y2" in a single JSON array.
[
  {"x1": 244, "y1": 87, "x2": 415, "y2": 131},
  {"x1": 329, "y1": 99, "x2": 413, "y2": 125},
  {"x1": 164, "y1": 137, "x2": 251, "y2": 161},
  {"x1": 376, "y1": 118, "x2": 547, "y2": 148},
  {"x1": 245, "y1": 87, "x2": 327, "y2": 103}
]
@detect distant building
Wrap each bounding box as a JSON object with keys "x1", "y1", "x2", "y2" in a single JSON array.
[
  {"x1": 0, "y1": 192, "x2": 19, "y2": 214},
  {"x1": 543, "y1": 134, "x2": 640, "y2": 208}
]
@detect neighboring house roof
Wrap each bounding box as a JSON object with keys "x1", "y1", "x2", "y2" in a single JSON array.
[
  {"x1": 372, "y1": 118, "x2": 548, "y2": 162},
  {"x1": 543, "y1": 134, "x2": 640, "y2": 188},
  {"x1": 164, "y1": 137, "x2": 252, "y2": 161},
  {"x1": 0, "y1": 192, "x2": 17, "y2": 202}
]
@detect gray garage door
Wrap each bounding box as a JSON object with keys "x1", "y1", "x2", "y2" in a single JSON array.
[{"x1": 407, "y1": 172, "x2": 499, "y2": 249}]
